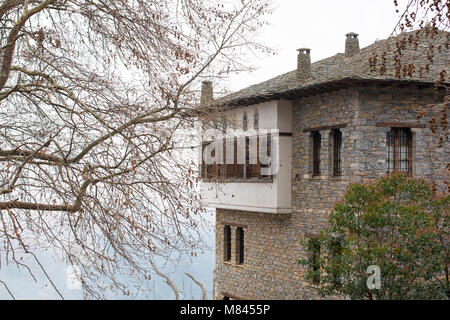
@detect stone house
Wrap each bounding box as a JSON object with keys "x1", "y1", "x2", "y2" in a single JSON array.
[{"x1": 199, "y1": 30, "x2": 449, "y2": 300}]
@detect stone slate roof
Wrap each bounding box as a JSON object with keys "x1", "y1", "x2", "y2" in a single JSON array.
[{"x1": 215, "y1": 30, "x2": 449, "y2": 108}]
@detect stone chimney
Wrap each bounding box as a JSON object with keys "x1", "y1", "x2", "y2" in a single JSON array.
[
  {"x1": 296, "y1": 48, "x2": 311, "y2": 84},
  {"x1": 345, "y1": 32, "x2": 360, "y2": 57},
  {"x1": 200, "y1": 80, "x2": 213, "y2": 105}
]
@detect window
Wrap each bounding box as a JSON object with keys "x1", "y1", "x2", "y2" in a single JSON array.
[
  {"x1": 386, "y1": 128, "x2": 412, "y2": 174},
  {"x1": 332, "y1": 129, "x2": 342, "y2": 176},
  {"x1": 248, "y1": 136, "x2": 259, "y2": 178},
  {"x1": 218, "y1": 139, "x2": 227, "y2": 179},
  {"x1": 226, "y1": 138, "x2": 238, "y2": 178},
  {"x1": 253, "y1": 109, "x2": 259, "y2": 130},
  {"x1": 200, "y1": 142, "x2": 207, "y2": 179},
  {"x1": 201, "y1": 140, "x2": 221, "y2": 179},
  {"x1": 260, "y1": 133, "x2": 271, "y2": 178},
  {"x1": 200, "y1": 141, "x2": 217, "y2": 179},
  {"x1": 243, "y1": 111, "x2": 248, "y2": 131},
  {"x1": 224, "y1": 225, "x2": 231, "y2": 262},
  {"x1": 245, "y1": 136, "x2": 259, "y2": 179},
  {"x1": 312, "y1": 131, "x2": 321, "y2": 176},
  {"x1": 236, "y1": 227, "x2": 245, "y2": 265},
  {"x1": 308, "y1": 238, "x2": 321, "y2": 284},
  {"x1": 201, "y1": 135, "x2": 272, "y2": 181}
]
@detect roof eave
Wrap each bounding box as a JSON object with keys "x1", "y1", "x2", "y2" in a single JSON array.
[{"x1": 215, "y1": 77, "x2": 444, "y2": 109}]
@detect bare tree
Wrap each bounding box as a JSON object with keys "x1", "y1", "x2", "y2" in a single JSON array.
[
  {"x1": 0, "y1": 0, "x2": 272, "y2": 299},
  {"x1": 185, "y1": 272, "x2": 206, "y2": 300}
]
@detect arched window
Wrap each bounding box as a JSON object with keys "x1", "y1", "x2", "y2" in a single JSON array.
[
  {"x1": 253, "y1": 109, "x2": 259, "y2": 130},
  {"x1": 242, "y1": 111, "x2": 248, "y2": 131}
]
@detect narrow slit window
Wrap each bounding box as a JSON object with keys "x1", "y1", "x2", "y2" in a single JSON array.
[
  {"x1": 224, "y1": 225, "x2": 231, "y2": 262},
  {"x1": 312, "y1": 131, "x2": 321, "y2": 176},
  {"x1": 332, "y1": 129, "x2": 342, "y2": 176},
  {"x1": 236, "y1": 227, "x2": 244, "y2": 265}
]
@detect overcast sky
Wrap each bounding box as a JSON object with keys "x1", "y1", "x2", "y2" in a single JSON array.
[
  {"x1": 0, "y1": 0, "x2": 407, "y2": 300},
  {"x1": 225, "y1": 0, "x2": 405, "y2": 92}
]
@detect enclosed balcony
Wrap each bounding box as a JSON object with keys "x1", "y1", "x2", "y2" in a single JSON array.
[{"x1": 199, "y1": 99, "x2": 292, "y2": 214}]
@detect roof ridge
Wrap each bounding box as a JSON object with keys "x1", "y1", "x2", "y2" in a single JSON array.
[{"x1": 214, "y1": 29, "x2": 449, "y2": 107}]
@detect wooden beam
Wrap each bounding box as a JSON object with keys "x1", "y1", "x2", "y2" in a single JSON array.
[{"x1": 375, "y1": 122, "x2": 426, "y2": 128}]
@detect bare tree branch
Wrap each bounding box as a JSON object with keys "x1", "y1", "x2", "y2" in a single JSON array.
[
  {"x1": 150, "y1": 260, "x2": 179, "y2": 300},
  {"x1": 0, "y1": 0, "x2": 273, "y2": 299},
  {"x1": 185, "y1": 272, "x2": 206, "y2": 300}
]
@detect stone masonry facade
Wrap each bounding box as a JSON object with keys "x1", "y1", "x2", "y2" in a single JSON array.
[{"x1": 213, "y1": 83, "x2": 447, "y2": 300}]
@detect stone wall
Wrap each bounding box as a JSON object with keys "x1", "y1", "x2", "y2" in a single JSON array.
[
  {"x1": 213, "y1": 83, "x2": 448, "y2": 300},
  {"x1": 356, "y1": 83, "x2": 447, "y2": 193}
]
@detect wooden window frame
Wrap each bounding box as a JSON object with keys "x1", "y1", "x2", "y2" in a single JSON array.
[
  {"x1": 386, "y1": 128, "x2": 413, "y2": 175},
  {"x1": 201, "y1": 134, "x2": 272, "y2": 182}
]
